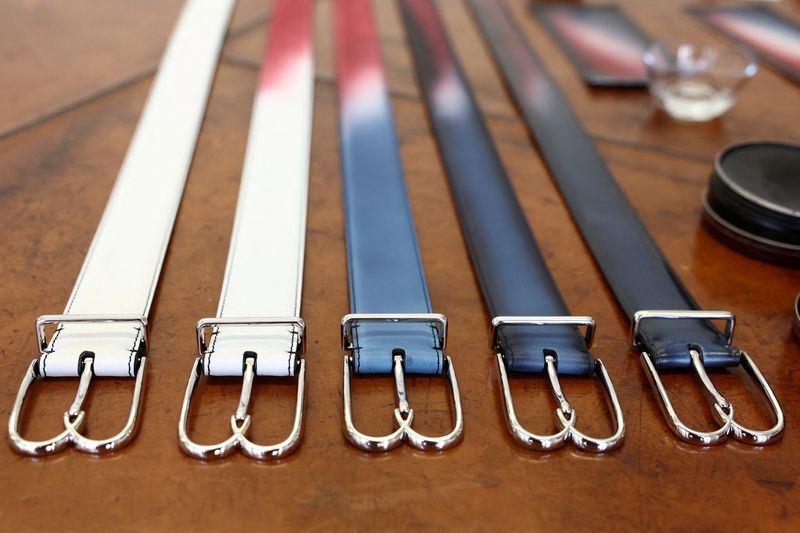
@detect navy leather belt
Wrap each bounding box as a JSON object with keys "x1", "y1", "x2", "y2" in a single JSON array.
[
  {"x1": 334, "y1": 0, "x2": 463, "y2": 452},
  {"x1": 400, "y1": 0, "x2": 623, "y2": 452},
  {"x1": 468, "y1": 0, "x2": 783, "y2": 446}
]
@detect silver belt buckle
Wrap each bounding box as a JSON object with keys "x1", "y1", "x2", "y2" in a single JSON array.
[
  {"x1": 178, "y1": 317, "x2": 306, "y2": 460},
  {"x1": 9, "y1": 314, "x2": 148, "y2": 456},
  {"x1": 632, "y1": 309, "x2": 784, "y2": 445},
  {"x1": 491, "y1": 316, "x2": 624, "y2": 453},
  {"x1": 341, "y1": 313, "x2": 463, "y2": 452}
]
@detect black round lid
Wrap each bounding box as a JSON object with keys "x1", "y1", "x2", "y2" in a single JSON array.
[
  {"x1": 718, "y1": 142, "x2": 800, "y2": 216},
  {"x1": 703, "y1": 141, "x2": 800, "y2": 266}
]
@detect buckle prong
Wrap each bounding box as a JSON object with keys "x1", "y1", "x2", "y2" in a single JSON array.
[
  {"x1": 68, "y1": 356, "x2": 94, "y2": 419},
  {"x1": 235, "y1": 357, "x2": 256, "y2": 423},
  {"x1": 545, "y1": 355, "x2": 573, "y2": 417},
  {"x1": 392, "y1": 355, "x2": 412, "y2": 419},
  {"x1": 690, "y1": 349, "x2": 731, "y2": 412}
]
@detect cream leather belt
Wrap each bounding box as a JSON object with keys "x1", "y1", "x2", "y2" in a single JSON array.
[
  {"x1": 177, "y1": 0, "x2": 314, "y2": 460},
  {"x1": 8, "y1": 0, "x2": 236, "y2": 456}
]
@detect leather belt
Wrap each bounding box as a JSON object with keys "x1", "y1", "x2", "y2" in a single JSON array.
[
  {"x1": 335, "y1": 0, "x2": 463, "y2": 452},
  {"x1": 468, "y1": 0, "x2": 783, "y2": 446},
  {"x1": 8, "y1": 0, "x2": 236, "y2": 456},
  {"x1": 400, "y1": 0, "x2": 624, "y2": 452},
  {"x1": 177, "y1": 0, "x2": 313, "y2": 460}
]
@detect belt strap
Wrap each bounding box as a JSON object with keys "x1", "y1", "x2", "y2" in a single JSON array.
[
  {"x1": 335, "y1": 0, "x2": 462, "y2": 453},
  {"x1": 335, "y1": 0, "x2": 442, "y2": 376},
  {"x1": 400, "y1": 0, "x2": 592, "y2": 376},
  {"x1": 468, "y1": 0, "x2": 737, "y2": 370},
  {"x1": 9, "y1": 0, "x2": 236, "y2": 456},
  {"x1": 38, "y1": 0, "x2": 236, "y2": 378},
  {"x1": 178, "y1": 0, "x2": 313, "y2": 461},
  {"x1": 202, "y1": 0, "x2": 313, "y2": 379}
]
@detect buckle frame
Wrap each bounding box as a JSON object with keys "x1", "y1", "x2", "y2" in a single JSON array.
[
  {"x1": 492, "y1": 316, "x2": 624, "y2": 453},
  {"x1": 9, "y1": 314, "x2": 148, "y2": 456},
  {"x1": 490, "y1": 315, "x2": 596, "y2": 350},
  {"x1": 36, "y1": 314, "x2": 149, "y2": 354},
  {"x1": 196, "y1": 316, "x2": 306, "y2": 355},
  {"x1": 178, "y1": 317, "x2": 306, "y2": 460},
  {"x1": 341, "y1": 313, "x2": 447, "y2": 351},
  {"x1": 631, "y1": 310, "x2": 735, "y2": 349},
  {"x1": 340, "y1": 313, "x2": 463, "y2": 452},
  {"x1": 632, "y1": 309, "x2": 784, "y2": 445}
]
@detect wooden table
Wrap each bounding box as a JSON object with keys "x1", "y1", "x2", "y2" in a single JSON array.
[{"x1": 2, "y1": 1, "x2": 799, "y2": 530}]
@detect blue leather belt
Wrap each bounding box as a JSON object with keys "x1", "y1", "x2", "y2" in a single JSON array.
[
  {"x1": 400, "y1": 0, "x2": 624, "y2": 452},
  {"x1": 334, "y1": 0, "x2": 463, "y2": 452},
  {"x1": 467, "y1": 0, "x2": 783, "y2": 446}
]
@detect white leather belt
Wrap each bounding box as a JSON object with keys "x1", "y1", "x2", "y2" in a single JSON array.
[
  {"x1": 178, "y1": 0, "x2": 314, "y2": 460},
  {"x1": 8, "y1": 0, "x2": 236, "y2": 456}
]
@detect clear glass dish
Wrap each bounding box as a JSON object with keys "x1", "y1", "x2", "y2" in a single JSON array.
[{"x1": 643, "y1": 40, "x2": 757, "y2": 122}]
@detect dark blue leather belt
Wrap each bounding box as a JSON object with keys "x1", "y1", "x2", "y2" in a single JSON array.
[
  {"x1": 400, "y1": 0, "x2": 624, "y2": 452},
  {"x1": 334, "y1": 0, "x2": 463, "y2": 452},
  {"x1": 467, "y1": 0, "x2": 783, "y2": 446}
]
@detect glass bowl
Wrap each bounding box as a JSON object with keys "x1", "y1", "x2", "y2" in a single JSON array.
[{"x1": 643, "y1": 40, "x2": 757, "y2": 122}]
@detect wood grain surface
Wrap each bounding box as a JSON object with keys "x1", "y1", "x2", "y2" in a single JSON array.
[{"x1": 1, "y1": 0, "x2": 799, "y2": 531}]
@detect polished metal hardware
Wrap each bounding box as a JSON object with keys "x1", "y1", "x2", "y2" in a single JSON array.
[
  {"x1": 633, "y1": 309, "x2": 783, "y2": 445},
  {"x1": 178, "y1": 317, "x2": 306, "y2": 460},
  {"x1": 492, "y1": 316, "x2": 624, "y2": 453},
  {"x1": 9, "y1": 314, "x2": 148, "y2": 456},
  {"x1": 341, "y1": 313, "x2": 463, "y2": 452}
]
